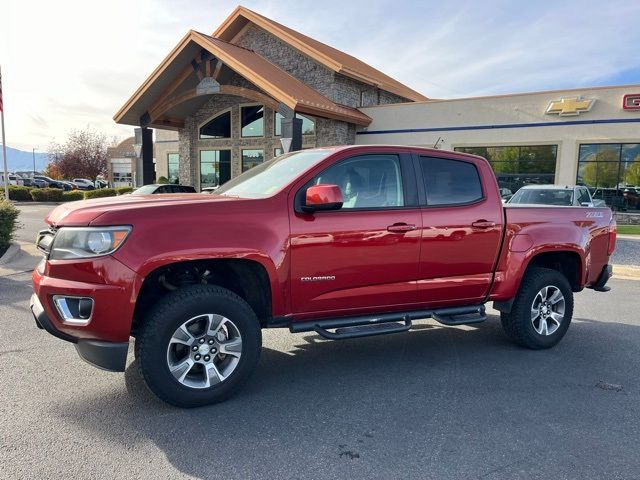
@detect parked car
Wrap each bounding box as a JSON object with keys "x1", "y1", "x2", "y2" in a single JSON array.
[
  {"x1": 508, "y1": 185, "x2": 595, "y2": 207},
  {"x1": 33, "y1": 175, "x2": 72, "y2": 191},
  {"x1": 622, "y1": 187, "x2": 640, "y2": 209},
  {"x1": 72, "y1": 178, "x2": 95, "y2": 191},
  {"x1": 201, "y1": 186, "x2": 219, "y2": 194},
  {"x1": 591, "y1": 188, "x2": 629, "y2": 211},
  {"x1": 31, "y1": 146, "x2": 616, "y2": 407},
  {"x1": 29, "y1": 177, "x2": 48, "y2": 188},
  {"x1": 0, "y1": 173, "x2": 24, "y2": 186},
  {"x1": 132, "y1": 184, "x2": 197, "y2": 195},
  {"x1": 95, "y1": 179, "x2": 109, "y2": 189}
]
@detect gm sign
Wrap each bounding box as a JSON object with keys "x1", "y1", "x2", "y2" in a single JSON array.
[{"x1": 623, "y1": 94, "x2": 640, "y2": 110}]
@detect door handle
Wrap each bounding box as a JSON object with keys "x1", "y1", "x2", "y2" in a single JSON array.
[
  {"x1": 472, "y1": 220, "x2": 496, "y2": 229},
  {"x1": 387, "y1": 223, "x2": 417, "y2": 233}
]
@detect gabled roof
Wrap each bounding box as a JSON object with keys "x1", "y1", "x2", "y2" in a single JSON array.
[
  {"x1": 114, "y1": 30, "x2": 372, "y2": 127},
  {"x1": 214, "y1": 6, "x2": 428, "y2": 102}
]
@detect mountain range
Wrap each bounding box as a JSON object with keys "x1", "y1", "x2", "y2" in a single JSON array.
[{"x1": 0, "y1": 146, "x2": 49, "y2": 172}]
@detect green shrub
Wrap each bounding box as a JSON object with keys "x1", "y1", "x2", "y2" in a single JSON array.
[
  {"x1": 30, "y1": 188, "x2": 64, "y2": 202},
  {"x1": 116, "y1": 186, "x2": 133, "y2": 195},
  {"x1": 63, "y1": 190, "x2": 85, "y2": 202},
  {"x1": 1, "y1": 186, "x2": 33, "y2": 201},
  {"x1": 84, "y1": 188, "x2": 117, "y2": 199},
  {"x1": 0, "y1": 201, "x2": 20, "y2": 252},
  {"x1": 157, "y1": 176, "x2": 169, "y2": 184}
]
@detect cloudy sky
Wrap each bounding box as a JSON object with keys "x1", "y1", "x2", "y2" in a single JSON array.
[{"x1": 2, "y1": 0, "x2": 639, "y2": 151}]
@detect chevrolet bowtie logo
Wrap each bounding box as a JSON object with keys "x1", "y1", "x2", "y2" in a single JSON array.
[{"x1": 546, "y1": 97, "x2": 595, "y2": 116}]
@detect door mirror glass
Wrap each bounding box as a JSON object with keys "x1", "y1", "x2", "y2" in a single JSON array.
[{"x1": 303, "y1": 184, "x2": 343, "y2": 212}]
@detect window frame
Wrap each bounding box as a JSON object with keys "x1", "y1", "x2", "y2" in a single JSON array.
[
  {"x1": 294, "y1": 152, "x2": 418, "y2": 214},
  {"x1": 198, "y1": 108, "x2": 232, "y2": 140},
  {"x1": 413, "y1": 154, "x2": 486, "y2": 208}
]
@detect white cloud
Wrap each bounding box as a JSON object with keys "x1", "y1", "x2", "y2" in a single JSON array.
[{"x1": 1, "y1": 0, "x2": 639, "y2": 150}]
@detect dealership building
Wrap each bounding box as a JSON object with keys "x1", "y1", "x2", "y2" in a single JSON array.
[{"x1": 114, "y1": 6, "x2": 640, "y2": 214}]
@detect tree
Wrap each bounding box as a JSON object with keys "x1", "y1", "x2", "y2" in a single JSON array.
[
  {"x1": 47, "y1": 128, "x2": 110, "y2": 180},
  {"x1": 624, "y1": 154, "x2": 640, "y2": 186}
]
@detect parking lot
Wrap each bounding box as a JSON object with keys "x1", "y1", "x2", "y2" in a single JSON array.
[{"x1": 1, "y1": 205, "x2": 639, "y2": 479}]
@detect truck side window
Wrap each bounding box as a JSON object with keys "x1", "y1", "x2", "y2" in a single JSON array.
[
  {"x1": 419, "y1": 156, "x2": 483, "y2": 206},
  {"x1": 577, "y1": 188, "x2": 591, "y2": 205},
  {"x1": 313, "y1": 154, "x2": 404, "y2": 209}
]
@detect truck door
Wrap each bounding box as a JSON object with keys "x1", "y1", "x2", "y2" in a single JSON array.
[
  {"x1": 415, "y1": 154, "x2": 503, "y2": 306},
  {"x1": 289, "y1": 152, "x2": 422, "y2": 317}
]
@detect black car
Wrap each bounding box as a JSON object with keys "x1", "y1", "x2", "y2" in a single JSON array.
[{"x1": 131, "y1": 184, "x2": 197, "y2": 195}]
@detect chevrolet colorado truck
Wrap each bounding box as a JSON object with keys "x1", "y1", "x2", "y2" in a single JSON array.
[{"x1": 31, "y1": 146, "x2": 616, "y2": 407}]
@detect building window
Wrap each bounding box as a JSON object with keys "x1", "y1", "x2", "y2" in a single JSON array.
[
  {"x1": 200, "y1": 150, "x2": 231, "y2": 189},
  {"x1": 242, "y1": 149, "x2": 265, "y2": 172},
  {"x1": 241, "y1": 106, "x2": 264, "y2": 137},
  {"x1": 274, "y1": 147, "x2": 283, "y2": 157},
  {"x1": 274, "y1": 112, "x2": 315, "y2": 136},
  {"x1": 167, "y1": 153, "x2": 179, "y2": 183},
  {"x1": 577, "y1": 143, "x2": 640, "y2": 211},
  {"x1": 200, "y1": 111, "x2": 231, "y2": 139},
  {"x1": 454, "y1": 145, "x2": 557, "y2": 197}
]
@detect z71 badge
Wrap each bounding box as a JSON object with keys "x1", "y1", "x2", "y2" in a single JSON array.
[{"x1": 586, "y1": 211, "x2": 603, "y2": 218}]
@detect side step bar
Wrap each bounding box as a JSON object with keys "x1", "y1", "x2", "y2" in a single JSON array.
[{"x1": 290, "y1": 305, "x2": 486, "y2": 340}]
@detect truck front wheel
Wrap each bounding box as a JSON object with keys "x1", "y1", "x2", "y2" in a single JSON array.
[
  {"x1": 135, "y1": 285, "x2": 262, "y2": 407},
  {"x1": 500, "y1": 267, "x2": 574, "y2": 349}
]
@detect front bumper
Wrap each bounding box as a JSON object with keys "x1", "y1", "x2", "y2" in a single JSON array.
[{"x1": 30, "y1": 293, "x2": 129, "y2": 371}]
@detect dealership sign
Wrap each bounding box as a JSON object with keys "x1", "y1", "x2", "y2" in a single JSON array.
[
  {"x1": 623, "y1": 94, "x2": 640, "y2": 110},
  {"x1": 546, "y1": 97, "x2": 595, "y2": 116}
]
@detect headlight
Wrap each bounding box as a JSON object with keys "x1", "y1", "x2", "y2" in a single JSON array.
[{"x1": 49, "y1": 226, "x2": 131, "y2": 260}]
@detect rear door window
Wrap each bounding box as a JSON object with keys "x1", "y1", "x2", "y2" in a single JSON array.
[{"x1": 419, "y1": 156, "x2": 483, "y2": 206}]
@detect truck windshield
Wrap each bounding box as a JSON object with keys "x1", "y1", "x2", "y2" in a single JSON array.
[
  {"x1": 215, "y1": 149, "x2": 334, "y2": 198},
  {"x1": 510, "y1": 188, "x2": 573, "y2": 206}
]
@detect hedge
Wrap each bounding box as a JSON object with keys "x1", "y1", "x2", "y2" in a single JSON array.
[
  {"x1": 157, "y1": 176, "x2": 169, "y2": 184},
  {"x1": 30, "y1": 188, "x2": 64, "y2": 202},
  {"x1": 1, "y1": 186, "x2": 33, "y2": 201},
  {"x1": 84, "y1": 188, "x2": 117, "y2": 199},
  {"x1": 63, "y1": 190, "x2": 85, "y2": 201},
  {"x1": 0, "y1": 201, "x2": 20, "y2": 252},
  {"x1": 116, "y1": 186, "x2": 133, "y2": 195}
]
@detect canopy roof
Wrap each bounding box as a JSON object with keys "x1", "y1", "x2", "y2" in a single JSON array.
[
  {"x1": 114, "y1": 30, "x2": 372, "y2": 128},
  {"x1": 214, "y1": 6, "x2": 428, "y2": 102}
]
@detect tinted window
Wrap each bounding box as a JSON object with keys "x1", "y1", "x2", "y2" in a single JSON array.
[
  {"x1": 420, "y1": 157, "x2": 482, "y2": 206},
  {"x1": 241, "y1": 105, "x2": 264, "y2": 137},
  {"x1": 313, "y1": 154, "x2": 404, "y2": 209},
  {"x1": 200, "y1": 111, "x2": 231, "y2": 139},
  {"x1": 577, "y1": 188, "x2": 591, "y2": 205}
]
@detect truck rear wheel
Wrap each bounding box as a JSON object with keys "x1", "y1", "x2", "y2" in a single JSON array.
[
  {"x1": 500, "y1": 267, "x2": 574, "y2": 349},
  {"x1": 135, "y1": 285, "x2": 261, "y2": 407}
]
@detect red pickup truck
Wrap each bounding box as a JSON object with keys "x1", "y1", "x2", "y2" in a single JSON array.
[{"x1": 31, "y1": 146, "x2": 616, "y2": 407}]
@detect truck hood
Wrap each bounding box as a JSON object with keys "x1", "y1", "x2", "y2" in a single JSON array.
[{"x1": 46, "y1": 194, "x2": 244, "y2": 226}]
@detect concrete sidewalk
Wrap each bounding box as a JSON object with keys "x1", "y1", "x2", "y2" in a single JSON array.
[{"x1": 0, "y1": 241, "x2": 41, "y2": 277}]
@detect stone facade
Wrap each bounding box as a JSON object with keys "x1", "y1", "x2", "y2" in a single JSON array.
[{"x1": 174, "y1": 22, "x2": 410, "y2": 189}]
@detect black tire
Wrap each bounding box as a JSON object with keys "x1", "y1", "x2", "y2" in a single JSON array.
[
  {"x1": 135, "y1": 285, "x2": 261, "y2": 407},
  {"x1": 500, "y1": 267, "x2": 574, "y2": 349}
]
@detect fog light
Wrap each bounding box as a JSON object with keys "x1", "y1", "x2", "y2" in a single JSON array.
[{"x1": 52, "y1": 296, "x2": 94, "y2": 325}]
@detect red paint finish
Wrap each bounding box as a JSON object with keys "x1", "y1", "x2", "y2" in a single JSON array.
[{"x1": 32, "y1": 145, "x2": 614, "y2": 347}]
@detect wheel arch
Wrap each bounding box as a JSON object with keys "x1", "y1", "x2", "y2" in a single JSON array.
[{"x1": 131, "y1": 257, "x2": 276, "y2": 336}]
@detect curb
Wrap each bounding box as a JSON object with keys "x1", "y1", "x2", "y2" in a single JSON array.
[
  {"x1": 11, "y1": 201, "x2": 62, "y2": 206},
  {"x1": 613, "y1": 264, "x2": 640, "y2": 280},
  {"x1": 0, "y1": 242, "x2": 21, "y2": 265}
]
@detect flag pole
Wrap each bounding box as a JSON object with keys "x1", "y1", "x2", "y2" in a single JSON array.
[{"x1": 1, "y1": 65, "x2": 9, "y2": 201}]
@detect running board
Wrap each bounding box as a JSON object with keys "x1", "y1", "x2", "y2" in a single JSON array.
[{"x1": 290, "y1": 305, "x2": 486, "y2": 340}]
